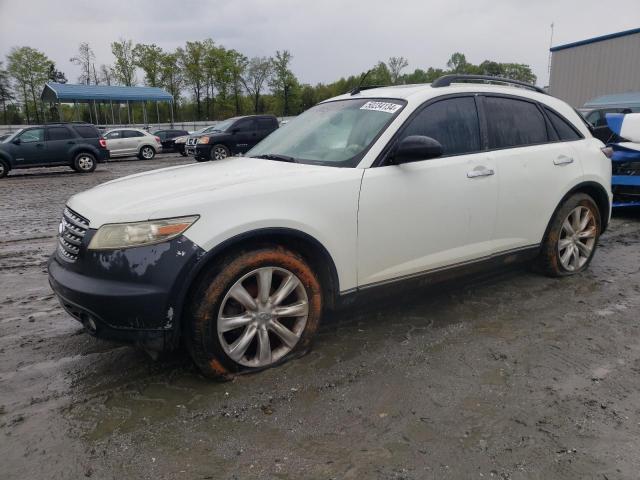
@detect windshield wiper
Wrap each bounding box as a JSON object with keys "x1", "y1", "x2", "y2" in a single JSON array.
[{"x1": 252, "y1": 153, "x2": 298, "y2": 163}]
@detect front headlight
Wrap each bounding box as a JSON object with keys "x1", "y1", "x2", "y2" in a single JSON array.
[
  {"x1": 198, "y1": 136, "x2": 210, "y2": 144},
  {"x1": 88, "y1": 216, "x2": 199, "y2": 250},
  {"x1": 174, "y1": 136, "x2": 186, "y2": 144}
]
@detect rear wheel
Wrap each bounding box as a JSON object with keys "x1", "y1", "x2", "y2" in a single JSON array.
[
  {"x1": 139, "y1": 146, "x2": 155, "y2": 160},
  {"x1": 73, "y1": 153, "x2": 96, "y2": 173},
  {"x1": 186, "y1": 246, "x2": 323, "y2": 379},
  {"x1": 212, "y1": 144, "x2": 230, "y2": 160},
  {"x1": 537, "y1": 193, "x2": 601, "y2": 276},
  {"x1": 0, "y1": 160, "x2": 8, "y2": 178}
]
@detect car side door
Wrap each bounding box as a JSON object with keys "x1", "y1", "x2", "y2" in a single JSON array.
[
  {"x1": 357, "y1": 95, "x2": 499, "y2": 287},
  {"x1": 45, "y1": 126, "x2": 76, "y2": 164},
  {"x1": 104, "y1": 130, "x2": 126, "y2": 156},
  {"x1": 231, "y1": 119, "x2": 258, "y2": 153},
  {"x1": 10, "y1": 128, "x2": 46, "y2": 166},
  {"x1": 482, "y1": 95, "x2": 584, "y2": 251},
  {"x1": 122, "y1": 130, "x2": 145, "y2": 155},
  {"x1": 256, "y1": 117, "x2": 278, "y2": 143}
]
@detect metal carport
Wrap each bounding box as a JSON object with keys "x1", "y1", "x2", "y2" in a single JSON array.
[{"x1": 41, "y1": 82, "x2": 175, "y2": 126}]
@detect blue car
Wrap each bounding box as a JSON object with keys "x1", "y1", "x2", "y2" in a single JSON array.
[{"x1": 606, "y1": 113, "x2": 640, "y2": 207}]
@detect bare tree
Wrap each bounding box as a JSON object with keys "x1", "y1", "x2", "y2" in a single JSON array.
[
  {"x1": 388, "y1": 56, "x2": 409, "y2": 84},
  {"x1": 241, "y1": 56, "x2": 272, "y2": 113},
  {"x1": 99, "y1": 65, "x2": 114, "y2": 86},
  {"x1": 70, "y1": 42, "x2": 96, "y2": 85}
]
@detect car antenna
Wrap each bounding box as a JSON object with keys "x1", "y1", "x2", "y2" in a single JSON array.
[{"x1": 350, "y1": 69, "x2": 373, "y2": 95}]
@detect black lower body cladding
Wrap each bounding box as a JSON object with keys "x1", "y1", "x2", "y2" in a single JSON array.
[
  {"x1": 48, "y1": 233, "x2": 206, "y2": 350},
  {"x1": 194, "y1": 145, "x2": 212, "y2": 161}
]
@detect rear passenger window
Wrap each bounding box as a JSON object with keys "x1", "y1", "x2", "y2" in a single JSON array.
[
  {"x1": 399, "y1": 96, "x2": 481, "y2": 156},
  {"x1": 257, "y1": 118, "x2": 276, "y2": 130},
  {"x1": 47, "y1": 127, "x2": 74, "y2": 141},
  {"x1": 544, "y1": 108, "x2": 582, "y2": 141},
  {"x1": 484, "y1": 97, "x2": 548, "y2": 149},
  {"x1": 123, "y1": 130, "x2": 144, "y2": 138},
  {"x1": 73, "y1": 126, "x2": 99, "y2": 138}
]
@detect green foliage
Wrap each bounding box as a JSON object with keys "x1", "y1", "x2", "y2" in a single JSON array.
[
  {"x1": 7, "y1": 46, "x2": 51, "y2": 123},
  {"x1": 111, "y1": 39, "x2": 137, "y2": 86},
  {"x1": 270, "y1": 50, "x2": 298, "y2": 116},
  {"x1": 241, "y1": 56, "x2": 273, "y2": 114},
  {"x1": 133, "y1": 44, "x2": 163, "y2": 87}
]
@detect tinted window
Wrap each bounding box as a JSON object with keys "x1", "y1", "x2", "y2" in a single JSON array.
[
  {"x1": 18, "y1": 128, "x2": 44, "y2": 143},
  {"x1": 399, "y1": 96, "x2": 481, "y2": 156},
  {"x1": 73, "y1": 125, "x2": 99, "y2": 138},
  {"x1": 154, "y1": 131, "x2": 167, "y2": 140},
  {"x1": 123, "y1": 130, "x2": 144, "y2": 138},
  {"x1": 105, "y1": 131, "x2": 122, "y2": 139},
  {"x1": 234, "y1": 119, "x2": 255, "y2": 132},
  {"x1": 485, "y1": 97, "x2": 548, "y2": 149},
  {"x1": 47, "y1": 127, "x2": 74, "y2": 141},
  {"x1": 545, "y1": 108, "x2": 582, "y2": 141},
  {"x1": 257, "y1": 118, "x2": 276, "y2": 130}
]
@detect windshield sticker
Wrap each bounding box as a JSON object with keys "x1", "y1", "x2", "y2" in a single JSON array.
[{"x1": 360, "y1": 101, "x2": 402, "y2": 114}]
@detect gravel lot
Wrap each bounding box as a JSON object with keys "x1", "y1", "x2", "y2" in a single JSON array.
[{"x1": 1, "y1": 155, "x2": 639, "y2": 480}]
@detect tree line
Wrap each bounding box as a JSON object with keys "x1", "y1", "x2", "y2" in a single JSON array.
[{"x1": 0, "y1": 40, "x2": 537, "y2": 125}]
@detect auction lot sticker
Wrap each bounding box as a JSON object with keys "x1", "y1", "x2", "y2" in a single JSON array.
[{"x1": 360, "y1": 101, "x2": 402, "y2": 114}]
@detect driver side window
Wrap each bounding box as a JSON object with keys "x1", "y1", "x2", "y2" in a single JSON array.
[
  {"x1": 399, "y1": 97, "x2": 481, "y2": 156},
  {"x1": 234, "y1": 120, "x2": 255, "y2": 132},
  {"x1": 19, "y1": 128, "x2": 44, "y2": 143}
]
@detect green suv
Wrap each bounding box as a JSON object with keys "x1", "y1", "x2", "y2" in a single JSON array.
[{"x1": 0, "y1": 123, "x2": 110, "y2": 178}]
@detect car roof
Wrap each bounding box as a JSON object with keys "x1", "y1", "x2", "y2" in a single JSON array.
[{"x1": 106, "y1": 127, "x2": 147, "y2": 133}]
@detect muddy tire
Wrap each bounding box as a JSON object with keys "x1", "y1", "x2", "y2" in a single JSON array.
[
  {"x1": 72, "y1": 152, "x2": 96, "y2": 173},
  {"x1": 179, "y1": 150, "x2": 188, "y2": 157},
  {"x1": 537, "y1": 193, "x2": 601, "y2": 277},
  {"x1": 185, "y1": 246, "x2": 323, "y2": 379},
  {"x1": 0, "y1": 160, "x2": 9, "y2": 178}
]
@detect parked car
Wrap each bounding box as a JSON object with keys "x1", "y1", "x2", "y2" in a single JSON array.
[
  {"x1": 103, "y1": 128, "x2": 162, "y2": 160},
  {"x1": 0, "y1": 133, "x2": 11, "y2": 142},
  {"x1": 48, "y1": 75, "x2": 611, "y2": 379},
  {"x1": 0, "y1": 122, "x2": 109, "y2": 178},
  {"x1": 606, "y1": 112, "x2": 640, "y2": 207},
  {"x1": 152, "y1": 129, "x2": 189, "y2": 152},
  {"x1": 183, "y1": 125, "x2": 219, "y2": 156},
  {"x1": 194, "y1": 115, "x2": 279, "y2": 161}
]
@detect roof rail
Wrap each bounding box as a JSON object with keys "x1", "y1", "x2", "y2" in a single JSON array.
[{"x1": 431, "y1": 74, "x2": 546, "y2": 95}]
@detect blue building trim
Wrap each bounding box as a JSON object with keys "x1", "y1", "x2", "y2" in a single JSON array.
[
  {"x1": 42, "y1": 83, "x2": 173, "y2": 103},
  {"x1": 550, "y1": 27, "x2": 640, "y2": 52}
]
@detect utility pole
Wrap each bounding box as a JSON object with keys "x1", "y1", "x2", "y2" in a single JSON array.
[{"x1": 547, "y1": 22, "x2": 555, "y2": 84}]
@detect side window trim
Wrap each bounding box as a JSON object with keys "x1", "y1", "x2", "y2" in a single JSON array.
[
  {"x1": 375, "y1": 93, "x2": 484, "y2": 167},
  {"x1": 541, "y1": 106, "x2": 584, "y2": 142}
]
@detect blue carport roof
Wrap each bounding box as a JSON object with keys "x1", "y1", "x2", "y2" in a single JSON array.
[
  {"x1": 583, "y1": 92, "x2": 640, "y2": 109},
  {"x1": 41, "y1": 82, "x2": 173, "y2": 103}
]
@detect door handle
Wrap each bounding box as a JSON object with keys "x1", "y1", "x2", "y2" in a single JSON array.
[
  {"x1": 467, "y1": 167, "x2": 495, "y2": 178},
  {"x1": 554, "y1": 155, "x2": 574, "y2": 165}
]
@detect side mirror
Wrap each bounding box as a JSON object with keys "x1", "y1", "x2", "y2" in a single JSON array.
[
  {"x1": 12, "y1": 138, "x2": 21, "y2": 145},
  {"x1": 392, "y1": 135, "x2": 443, "y2": 164}
]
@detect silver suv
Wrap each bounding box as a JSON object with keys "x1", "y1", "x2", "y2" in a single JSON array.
[{"x1": 103, "y1": 128, "x2": 162, "y2": 160}]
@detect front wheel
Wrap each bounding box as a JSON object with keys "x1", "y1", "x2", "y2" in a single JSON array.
[
  {"x1": 73, "y1": 153, "x2": 96, "y2": 173},
  {"x1": 186, "y1": 246, "x2": 323, "y2": 379},
  {"x1": 537, "y1": 193, "x2": 601, "y2": 276},
  {"x1": 212, "y1": 144, "x2": 230, "y2": 160},
  {"x1": 0, "y1": 160, "x2": 9, "y2": 178}
]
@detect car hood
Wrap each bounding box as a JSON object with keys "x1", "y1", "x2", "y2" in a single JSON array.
[{"x1": 67, "y1": 157, "x2": 355, "y2": 227}]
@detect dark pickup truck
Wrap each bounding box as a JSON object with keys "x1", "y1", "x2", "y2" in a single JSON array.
[
  {"x1": 0, "y1": 122, "x2": 109, "y2": 178},
  {"x1": 194, "y1": 115, "x2": 279, "y2": 161}
]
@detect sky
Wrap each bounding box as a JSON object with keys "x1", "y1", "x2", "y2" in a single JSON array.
[{"x1": 1, "y1": 0, "x2": 639, "y2": 88}]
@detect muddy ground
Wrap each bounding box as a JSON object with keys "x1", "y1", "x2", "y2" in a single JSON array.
[{"x1": 1, "y1": 155, "x2": 639, "y2": 480}]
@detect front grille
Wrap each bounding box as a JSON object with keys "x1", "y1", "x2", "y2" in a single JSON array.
[
  {"x1": 57, "y1": 207, "x2": 89, "y2": 262},
  {"x1": 612, "y1": 161, "x2": 640, "y2": 176},
  {"x1": 187, "y1": 137, "x2": 198, "y2": 146}
]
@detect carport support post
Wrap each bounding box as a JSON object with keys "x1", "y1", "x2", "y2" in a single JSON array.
[
  {"x1": 142, "y1": 101, "x2": 147, "y2": 128},
  {"x1": 127, "y1": 101, "x2": 131, "y2": 125},
  {"x1": 88, "y1": 102, "x2": 93, "y2": 124},
  {"x1": 58, "y1": 101, "x2": 62, "y2": 122},
  {"x1": 93, "y1": 100, "x2": 100, "y2": 126},
  {"x1": 110, "y1": 100, "x2": 115, "y2": 125},
  {"x1": 156, "y1": 101, "x2": 160, "y2": 125},
  {"x1": 170, "y1": 101, "x2": 174, "y2": 127}
]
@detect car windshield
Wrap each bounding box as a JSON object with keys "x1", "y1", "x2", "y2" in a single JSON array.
[
  {"x1": 247, "y1": 99, "x2": 405, "y2": 167},
  {"x1": 210, "y1": 118, "x2": 235, "y2": 132},
  {"x1": 2, "y1": 130, "x2": 22, "y2": 142}
]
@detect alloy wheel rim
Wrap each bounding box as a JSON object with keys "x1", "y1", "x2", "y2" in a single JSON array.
[
  {"x1": 558, "y1": 206, "x2": 597, "y2": 271},
  {"x1": 214, "y1": 146, "x2": 228, "y2": 160},
  {"x1": 217, "y1": 266, "x2": 309, "y2": 367},
  {"x1": 0, "y1": 164, "x2": 4, "y2": 175},
  {"x1": 142, "y1": 147, "x2": 153, "y2": 159},
  {"x1": 78, "y1": 156, "x2": 93, "y2": 170}
]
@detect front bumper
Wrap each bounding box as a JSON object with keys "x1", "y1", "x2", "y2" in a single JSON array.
[
  {"x1": 194, "y1": 145, "x2": 212, "y2": 161},
  {"x1": 48, "y1": 232, "x2": 206, "y2": 350},
  {"x1": 612, "y1": 175, "x2": 640, "y2": 207}
]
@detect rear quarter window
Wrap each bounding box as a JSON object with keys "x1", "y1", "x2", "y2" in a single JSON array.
[
  {"x1": 484, "y1": 96, "x2": 548, "y2": 149},
  {"x1": 544, "y1": 108, "x2": 582, "y2": 141},
  {"x1": 73, "y1": 125, "x2": 100, "y2": 138}
]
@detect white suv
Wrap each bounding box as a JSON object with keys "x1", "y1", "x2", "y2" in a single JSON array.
[{"x1": 48, "y1": 75, "x2": 612, "y2": 378}]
